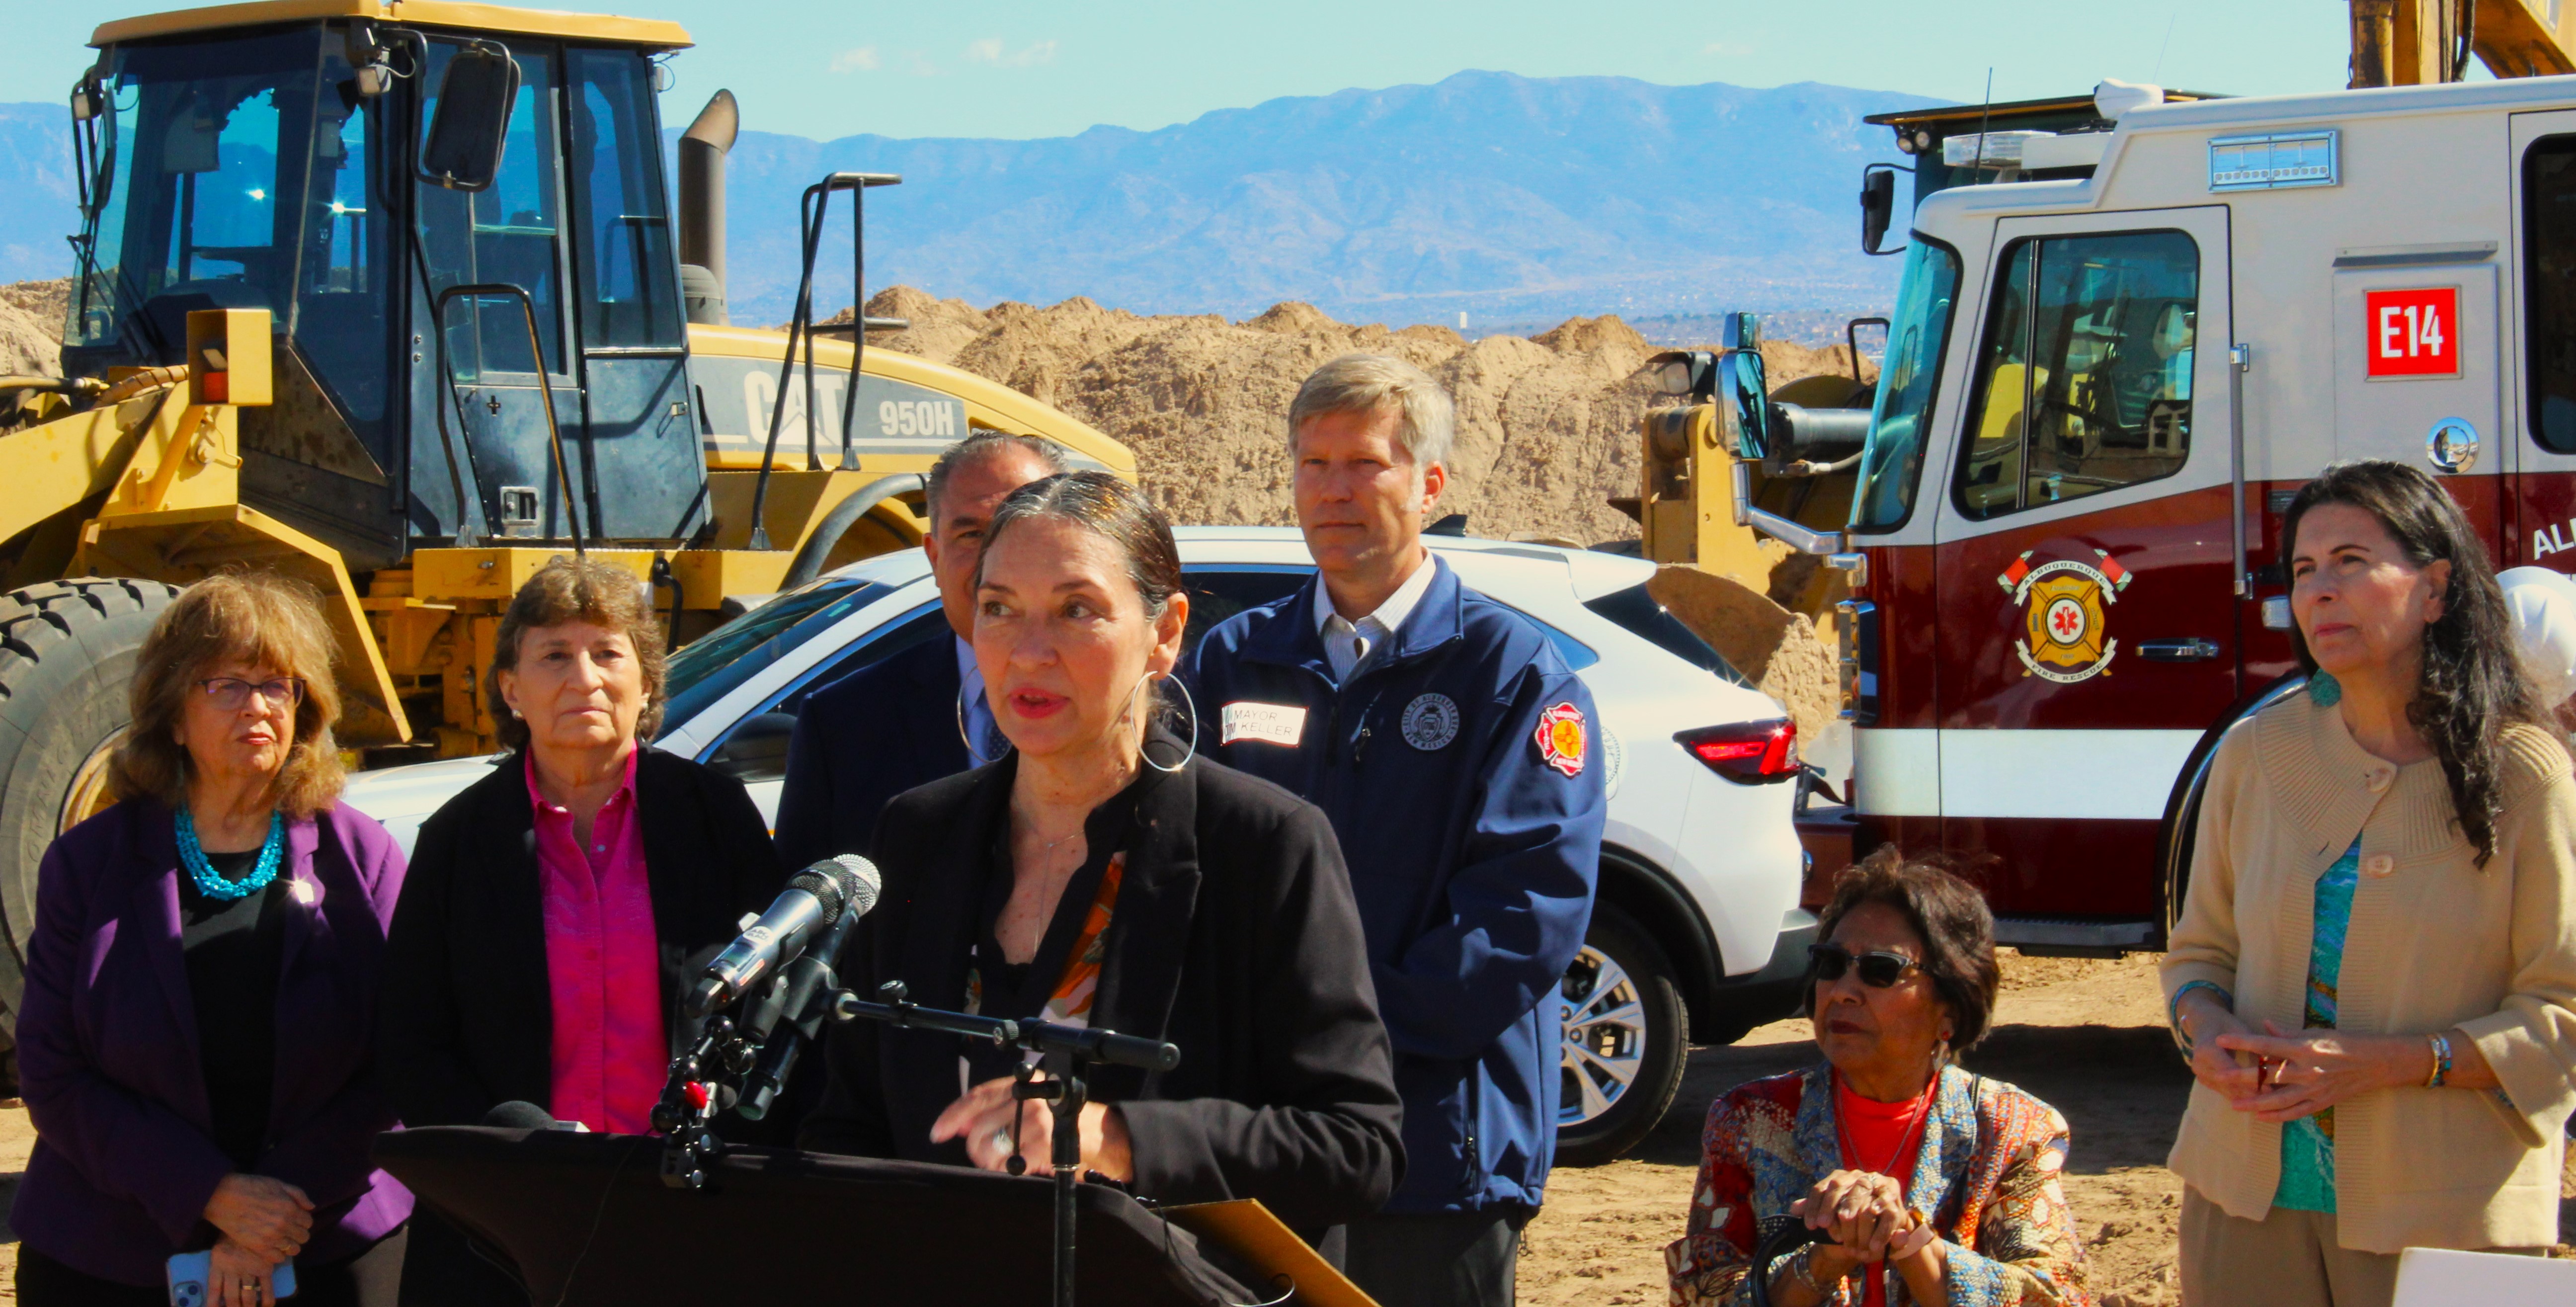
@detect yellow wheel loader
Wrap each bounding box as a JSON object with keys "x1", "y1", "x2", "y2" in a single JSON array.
[{"x1": 0, "y1": 1, "x2": 1134, "y2": 1055}]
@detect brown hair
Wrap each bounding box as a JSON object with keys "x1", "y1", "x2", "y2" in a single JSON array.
[
  {"x1": 2280, "y1": 460, "x2": 2541, "y2": 865},
  {"x1": 976, "y1": 472, "x2": 1183, "y2": 620},
  {"x1": 1803, "y1": 846, "x2": 2002, "y2": 1051},
  {"x1": 110, "y1": 572, "x2": 347, "y2": 818},
  {"x1": 487, "y1": 558, "x2": 669, "y2": 752}
]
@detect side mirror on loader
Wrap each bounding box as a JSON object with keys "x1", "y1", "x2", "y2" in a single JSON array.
[
  {"x1": 420, "y1": 41, "x2": 519, "y2": 192},
  {"x1": 1860, "y1": 163, "x2": 1903, "y2": 256},
  {"x1": 1719, "y1": 313, "x2": 1772, "y2": 461}
]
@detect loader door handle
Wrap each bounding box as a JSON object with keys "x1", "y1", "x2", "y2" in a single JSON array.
[{"x1": 2137, "y1": 638, "x2": 2222, "y2": 662}]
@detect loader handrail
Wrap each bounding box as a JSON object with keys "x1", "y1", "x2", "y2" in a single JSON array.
[
  {"x1": 745, "y1": 170, "x2": 901, "y2": 552},
  {"x1": 432, "y1": 282, "x2": 588, "y2": 556}
]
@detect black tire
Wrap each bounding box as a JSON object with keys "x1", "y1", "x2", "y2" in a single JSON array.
[
  {"x1": 1554, "y1": 903, "x2": 1689, "y2": 1167},
  {"x1": 0, "y1": 579, "x2": 183, "y2": 1048}
]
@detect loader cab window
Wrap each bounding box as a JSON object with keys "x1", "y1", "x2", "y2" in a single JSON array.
[
  {"x1": 567, "y1": 48, "x2": 682, "y2": 349},
  {"x1": 1851, "y1": 237, "x2": 1961, "y2": 532},
  {"x1": 417, "y1": 38, "x2": 567, "y2": 379},
  {"x1": 1952, "y1": 230, "x2": 2196, "y2": 520},
  {"x1": 66, "y1": 30, "x2": 322, "y2": 364},
  {"x1": 2523, "y1": 137, "x2": 2576, "y2": 452}
]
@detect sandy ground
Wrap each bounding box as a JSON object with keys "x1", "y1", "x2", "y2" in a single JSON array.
[
  {"x1": 0, "y1": 953, "x2": 2559, "y2": 1303},
  {"x1": 1516, "y1": 950, "x2": 2576, "y2": 1307}
]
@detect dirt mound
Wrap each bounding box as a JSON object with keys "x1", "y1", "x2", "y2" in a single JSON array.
[
  {"x1": 864, "y1": 285, "x2": 1864, "y2": 546},
  {"x1": 0, "y1": 278, "x2": 67, "y2": 379}
]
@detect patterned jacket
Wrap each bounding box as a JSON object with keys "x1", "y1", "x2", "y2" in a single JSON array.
[{"x1": 1665, "y1": 1064, "x2": 2092, "y2": 1307}]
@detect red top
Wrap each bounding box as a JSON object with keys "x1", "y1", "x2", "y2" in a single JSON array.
[
  {"x1": 528, "y1": 750, "x2": 663, "y2": 1134},
  {"x1": 1835, "y1": 1074, "x2": 1933, "y2": 1307}
]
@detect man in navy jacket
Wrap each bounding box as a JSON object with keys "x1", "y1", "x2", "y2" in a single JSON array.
[
  {"x1": 1190, "y1": 355, "x2": 1605, "y2": 1307},
  {"x1": 775, "y1": 431, "x2": 1065, "y2": 869}
]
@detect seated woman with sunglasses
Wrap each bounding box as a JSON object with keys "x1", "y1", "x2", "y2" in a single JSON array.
[
  {"x1": 1666, "y1": 849, "x2": 2092, "y2": 1307},
  {"x1": 13, "y1": 574, "x2": 410, "y2": 1307}
]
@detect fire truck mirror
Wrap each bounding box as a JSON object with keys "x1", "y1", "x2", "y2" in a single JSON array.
[{"x1": 1861, "y1": 164, "x2": 1904, "y2": 256}]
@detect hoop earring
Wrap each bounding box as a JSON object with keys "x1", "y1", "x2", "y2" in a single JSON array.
[{"x1": 1139, "y1": 671, "x2": 1199, "y2": 774}]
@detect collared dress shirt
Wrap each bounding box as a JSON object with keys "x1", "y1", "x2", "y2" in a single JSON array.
[
  {"x1": 1313, "y1": 552, "x2": 1438, "y2": 683},
  {"x1": 958, "y1": 635, "x2": 1008, "y2": 765},
  {"x1": 526, "y1": 750, "x2": 663, "y2": 1134}
]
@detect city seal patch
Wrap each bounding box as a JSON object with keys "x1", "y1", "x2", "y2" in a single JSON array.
[
  {"x1": 1533, "y1": 701, "x2": 1588, "y2": 777},
  {"x1": 1401, "y1": 693, "x2": 1461, "y2": 751}
]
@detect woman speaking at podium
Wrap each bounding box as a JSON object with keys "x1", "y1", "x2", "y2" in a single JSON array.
[{"x1": 800, "y1": 472, "x2": 1404, "y2": 1243}]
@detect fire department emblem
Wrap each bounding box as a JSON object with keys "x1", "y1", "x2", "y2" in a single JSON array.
[
  {"x1": 1997, "y1": 549, "x2": 2132, "y2": 684},
  {"x1": 1534, "y1": 702, "x2": 1588, "y2": 777}
]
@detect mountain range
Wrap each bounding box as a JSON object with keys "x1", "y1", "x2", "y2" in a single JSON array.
[{"x1": 0, "y1": 71, "x2": 1931, "y2": 330}]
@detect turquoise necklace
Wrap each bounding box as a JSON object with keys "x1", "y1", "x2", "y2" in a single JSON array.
[{"x1": 176, "y1": 807, "x2": 286, "y2": 901}]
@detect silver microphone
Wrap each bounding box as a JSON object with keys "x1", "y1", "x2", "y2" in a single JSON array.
[{"x1": 689, "y1": 854, "x2": 882, "y2": 1017}]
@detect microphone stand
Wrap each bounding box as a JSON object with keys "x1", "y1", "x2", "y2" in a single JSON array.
[{"x1": 830, "y1": 980, "x2": 1180, "y2": 1307}]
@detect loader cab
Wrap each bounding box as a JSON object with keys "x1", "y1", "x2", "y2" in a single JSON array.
[{"x1": 63, "y1": 10, "x2": 702, "y2": 567}]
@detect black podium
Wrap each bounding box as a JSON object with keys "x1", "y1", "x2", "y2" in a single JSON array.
[{"x1": 375, "y1": 1127, "x2": 1263, "y2": 1306}]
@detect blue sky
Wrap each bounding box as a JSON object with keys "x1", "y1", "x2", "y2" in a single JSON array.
[{"x1": 17, "y1": 1, "x2": 2397, "y2": 140}]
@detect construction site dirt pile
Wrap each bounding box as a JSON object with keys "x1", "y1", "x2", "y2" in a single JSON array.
[
  {"x1": 857, "y1": 285, "x2": 1876, "y2": 546},
  {"x1": 0, "y1": 279, "x2": 67, "y2": 379}
]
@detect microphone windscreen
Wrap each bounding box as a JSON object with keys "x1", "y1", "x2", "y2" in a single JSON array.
[
  {"x1": 829, "y1": 854, "x2": 882, "y2": 917},
  {"x1": 482, "y1": 1100, "x2": 557, "y2": 1130}
]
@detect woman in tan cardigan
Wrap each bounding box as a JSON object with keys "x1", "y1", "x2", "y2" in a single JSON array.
[{"x1": 2164, "y1": 460, "x2": 2576, "y2": 1307}]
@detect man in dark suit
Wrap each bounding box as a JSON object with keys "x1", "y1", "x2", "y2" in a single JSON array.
[{"x1": 774, "y1": 431, "x2": 1067, "y2": 868}]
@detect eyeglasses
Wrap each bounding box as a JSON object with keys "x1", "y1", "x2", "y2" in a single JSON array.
[
  {"x1": 1808, "y1": 943, "x2": 1921, "y2": 988},
  {"x1": 196, "y1": 677, "x2": 307, "y2": 711}
]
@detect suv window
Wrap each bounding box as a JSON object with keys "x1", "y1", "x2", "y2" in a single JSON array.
[
  {"x1": 701, "y1": 603, "x2": 944, "y2": 783},
  {"x1": 1581, "y1": 584, "x2": 1748, "y2": 685},
  {"x1": 660, "y1": 576, "x2": 892, "y2": 734},
  {"x1": 2525, "y1": 136, "x2": 2576, "y2": 452},
  {"x1": 1953, "y1": 230, "x2": 2197, "y2": 519}
]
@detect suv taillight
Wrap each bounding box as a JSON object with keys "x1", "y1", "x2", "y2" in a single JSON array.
[{"x1": 1676, "y1": 718, "x2": 1798, "y2": 783}]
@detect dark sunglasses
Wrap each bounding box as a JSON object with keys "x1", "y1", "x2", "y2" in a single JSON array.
[{"x1": 1808, "y1": 943, "x2": 1920, "y2": 988}]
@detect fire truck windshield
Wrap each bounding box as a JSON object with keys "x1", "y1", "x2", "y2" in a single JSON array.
[{"x1": 1851, "y1": 237, "x2": 1961, "y2": 533}]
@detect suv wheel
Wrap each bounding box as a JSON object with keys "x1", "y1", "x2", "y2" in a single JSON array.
[{"x1": 1555, "y1": 903, "x2": 1687, "y2": 1166}]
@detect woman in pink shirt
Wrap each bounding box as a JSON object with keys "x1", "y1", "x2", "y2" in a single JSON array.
[{"x1": 380, "y1": 559, "x2": 784, "y2": 1306}]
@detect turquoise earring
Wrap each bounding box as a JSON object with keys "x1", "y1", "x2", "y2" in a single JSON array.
[{"x1": 2308, "y1": 668, "x2": 2342, "y2": 706}]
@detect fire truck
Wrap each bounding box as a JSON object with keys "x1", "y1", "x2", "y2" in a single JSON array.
[{"x1": 1661, "y1": 62, "x2": 2576, "y2": 953}]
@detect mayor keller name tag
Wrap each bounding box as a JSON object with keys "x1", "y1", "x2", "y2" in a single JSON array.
[{"x1": 1221, "y1": 702, "x2": 1307, "y2": 748}]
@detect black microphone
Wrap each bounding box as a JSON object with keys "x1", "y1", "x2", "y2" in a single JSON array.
[{"x1": 689, "y1": 855, "x2": 881, "y2": 1018}]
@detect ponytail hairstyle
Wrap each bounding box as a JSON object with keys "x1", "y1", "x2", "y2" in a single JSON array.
[{"x1": 2280, "y1": 460, "x2": 2541, "y2": 864}]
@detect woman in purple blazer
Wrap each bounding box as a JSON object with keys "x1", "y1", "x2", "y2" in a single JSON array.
[{"x1": 12, "y1": 574, "x2": 410, "y2": 1307}]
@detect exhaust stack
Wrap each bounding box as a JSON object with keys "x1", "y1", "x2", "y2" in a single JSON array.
[{"x1": 678, "y1": 89, "x2": 738, "y2": 326}]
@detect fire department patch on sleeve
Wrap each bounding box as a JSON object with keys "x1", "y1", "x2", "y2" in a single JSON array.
[{"x1": 1534, "y1": 702, "x2": 1587, "y2": 777}]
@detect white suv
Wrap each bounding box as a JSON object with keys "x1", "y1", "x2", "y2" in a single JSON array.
[{"x1": 343, "y1": 527, "x2": 1817, "y2": 1163}]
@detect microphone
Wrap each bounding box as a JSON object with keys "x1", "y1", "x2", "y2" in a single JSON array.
[
  {"x1": 481, "y1": 1100, "x2": 587, "y2": 1132},
  {"x1": 689, "y1": 855, "x2": 881, "y2": 1018},
  {"x1": 734, "y1": 853, "x2": 885, "y2": 1120}
]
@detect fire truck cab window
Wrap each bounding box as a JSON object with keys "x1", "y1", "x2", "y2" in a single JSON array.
[
  {"x1": 1952, "y1": 230, "x2": 2197, "y2": 520},
  {"x1": 2522, "y1": 136, "x2": 2576, "y2": 453}
]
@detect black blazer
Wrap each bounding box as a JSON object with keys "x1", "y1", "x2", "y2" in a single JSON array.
[
  {"x1": 379, "y1": 747, "x2": 786, "y2": 1128},
  {"x1": 798, "y1": 753, "x2": 1405, "y2": 1234},
  {"x1": 774, "y1": 633, "x2": 968, "y2": 870}
]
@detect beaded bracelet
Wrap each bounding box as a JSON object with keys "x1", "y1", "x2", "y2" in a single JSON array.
[
  {"x1": 2424, "y1": 1031, "x2": 2454, "y2": 1088},
  {"x1": 2168, "y1": 980, "x2": 2232, "y2": 1057}
]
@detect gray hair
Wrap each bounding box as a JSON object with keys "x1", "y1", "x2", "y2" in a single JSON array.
[
  {"x1": 1287, "y1": 353, "x2": 1454, "y2": 471},
  {"x1": 924, "y1": 429, "x2": 1070, "y2": 528}
]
